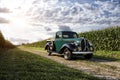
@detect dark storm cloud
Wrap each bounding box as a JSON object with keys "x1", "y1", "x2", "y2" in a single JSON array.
[
  {"x1": 0, "y1": 7, "x2": 11, "y2": 13},
  {"x1": 44, "y1": 27, "x2": 52, "y2": 31},
  {"x1": 58, "y1": 25, "x2": 72, "y2": 31},
  {"x1": 0, "y1": 17, "x2": 9, "y2": 23}
]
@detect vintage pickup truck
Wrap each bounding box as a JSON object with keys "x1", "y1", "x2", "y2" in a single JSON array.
[{"x1": 45, "y1": 31, "x2": 94, "y2": 60}]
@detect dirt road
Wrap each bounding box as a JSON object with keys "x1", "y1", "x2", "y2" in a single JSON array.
[{"x1": 19, "y1": 47, "x2": 120, "y2": 80}]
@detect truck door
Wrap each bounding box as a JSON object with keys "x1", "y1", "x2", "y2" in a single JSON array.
[{"x1": 54, "y1": 32, "x2": 64, "y2": 53}]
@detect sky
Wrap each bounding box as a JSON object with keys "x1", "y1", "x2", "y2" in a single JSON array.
[{"x1": 0, "y1": 0, "x2": 120, "y2": 45}]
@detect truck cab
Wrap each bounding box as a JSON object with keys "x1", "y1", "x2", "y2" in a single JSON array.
[{"x1": 45, "y1": 31, "x2": 94, "y2": 60}]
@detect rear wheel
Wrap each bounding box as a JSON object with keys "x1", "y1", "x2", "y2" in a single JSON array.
[
  {"x1": 46, "y1": 46, "x2": 52, "y2": 56},
  {"x1": 63, "y1": 48, "x2": 72, "y2": 60},
  {"x1": 84, "y1": 54, "x2": 93, "y2": 59}
]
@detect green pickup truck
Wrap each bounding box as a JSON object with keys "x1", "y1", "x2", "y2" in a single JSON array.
[{"x1": 45, "y1": 31, "x2": 94, "y2": 60}]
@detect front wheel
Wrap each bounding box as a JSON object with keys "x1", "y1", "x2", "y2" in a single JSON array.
[
  {"x1": 46, "y1": 46, "x2": 52, "y2": 56},
  {"x1": 84, "y1": 54, "x2": 93, "y2": 59},
  {"x1": 63, "y1": 48, "x2": 72, "y2": 60}
]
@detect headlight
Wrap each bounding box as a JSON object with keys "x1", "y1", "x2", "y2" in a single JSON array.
[
  {"x1": 74, "y1": 41, "x2": 79, "y2": 46},
  {"x1": 90, "y1": 47, "x2": 94, "y2": 51},
  {"x1": 73, "y1": 48, "x2": 77, "y2": 51},
  {"x1": 78, "y1": 47, "x2": 81, "y2": 51},
  {"x1": 89, "y1": 42, "x2": 93, "y2": 46},
  {"x1": 74, "y1": 42, "x2": 78, "y2": 46}
]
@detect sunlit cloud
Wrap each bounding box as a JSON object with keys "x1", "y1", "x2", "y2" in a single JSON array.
[
  {"x1": 0, "y1": 7, "x2": 11, "y2": 13},
  {"x1": 27, "y1": 0, "x2": 120, "y2": 30},
  {"x1": 0, "y1": 7, "x2": 10, "y2": 23},
  {"x1": 0, "y1": 17, "x2": 9, "y2": 23}
]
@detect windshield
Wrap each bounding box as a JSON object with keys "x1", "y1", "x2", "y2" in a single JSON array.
[{"x1": 62, "y1": 32, "x2": 78, "y2": 38}]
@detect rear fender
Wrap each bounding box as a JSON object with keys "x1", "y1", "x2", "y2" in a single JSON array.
[{"x1": 45, "y1": 42, "x2": 52, "y2": 50}]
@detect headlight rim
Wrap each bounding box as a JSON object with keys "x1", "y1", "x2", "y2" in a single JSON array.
[{"x1": 74, "y1": 41, "x2": 79, "y2": 46}]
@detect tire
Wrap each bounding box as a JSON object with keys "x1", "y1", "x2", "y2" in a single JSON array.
[
  {"x1": 84, "y1": 54, "x2": 93, "y2": 59},
  {"x1": 46, "y1": 46, "x2": 52, "y2": 56},
  {"x1": 63, "y1": 48, "x2": 72, "y2": 60}
]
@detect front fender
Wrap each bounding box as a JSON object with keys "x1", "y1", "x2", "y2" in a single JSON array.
[{"x1": 59, "y1": 43, "x2": 76, "y2": 54}]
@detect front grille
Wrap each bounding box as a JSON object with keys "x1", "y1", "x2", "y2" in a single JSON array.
[{"x1": 81, "y1": 39, "x2": 89, "y2": 51}]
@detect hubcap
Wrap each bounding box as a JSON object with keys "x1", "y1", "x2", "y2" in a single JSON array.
[{"x1": 64, "y1": 49, "x2": 71, "y2": 59}]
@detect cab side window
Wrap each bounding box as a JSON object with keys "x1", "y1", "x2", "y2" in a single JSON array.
[{"x1": 56, "y1": 32, "x2": 62, "y2": 38}]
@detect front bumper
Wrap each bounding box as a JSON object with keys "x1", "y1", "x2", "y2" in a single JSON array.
[{"x1": 72, "y1": 51, "x2": 93, "y2": 55}]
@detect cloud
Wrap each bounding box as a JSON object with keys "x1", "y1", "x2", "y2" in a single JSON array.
[
  {"x1": 9, "y1": 37, "x2": 29, "y2": 45},
  {"x1": 23, "y1": 0, "x2": 120, "y2": 39},
  {"x1": 27, "y1": 0, "x2": 120, "y2": 28},
  {"x1": 44, "y1": 27, "x2": 52, "y2": 31},
  {"x1": 58, "y1": 25, "x2": 72, "y2": 31},
  {"x1": 0, "y1": 7, "x2": 11, "y2": 13},
  {"x1": 0, "y1": 17, "x2": 9, "y2": 23},
  {"x1": 1, "y1": 0, "x2": 120, "y2": 44},
  {"x1": 0, "y1": 7, "x2": 10, "y2": 24}
]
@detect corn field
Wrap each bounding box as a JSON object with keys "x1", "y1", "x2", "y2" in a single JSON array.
[
  {"x1": 0, "y1": 31, "x2": 15, "y2": 49},
  {"x1": 79, "y1": 26, "x2": 120, "y2": 51},
  {"x1": 0, "y1": 31, "x2": 5, "y2": 48},
  {"x1": 26, "y1": 40, "x2": 46, "y2": 48}
]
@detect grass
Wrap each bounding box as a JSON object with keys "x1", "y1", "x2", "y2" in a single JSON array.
[
  {"x1": 0, "y1": 48, "x2": 100, "y2": 80},
  {"x1": 94, "y1": 51, "x2": 120, "y2": 61},
  {"x1": 27, "y1": 47, "x2": 45, "y2": 51}
]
